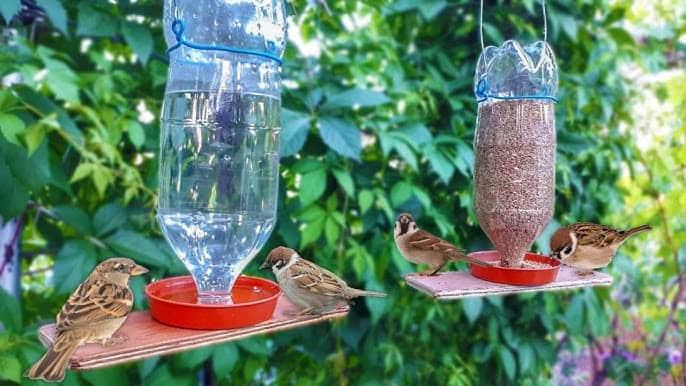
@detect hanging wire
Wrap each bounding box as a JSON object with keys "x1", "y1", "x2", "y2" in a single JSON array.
[{"x1": 479, "y1": 0, "x2": 548, "y2": 51}]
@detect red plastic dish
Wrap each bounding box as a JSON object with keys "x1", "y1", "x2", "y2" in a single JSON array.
[
  {"x1": 469, "y1": 250, "x2": 560, "y2": 286},
  {"x1": 145, "y1": 275, "x2": 281, "y2": 330}
]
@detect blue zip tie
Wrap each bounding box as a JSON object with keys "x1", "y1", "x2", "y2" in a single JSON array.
[
  {"x1": 475, "y1": 77, "x2": 557, "y2": 103},
  {"x1": 167, "y1": 19, "x2": 283, "y2": 65}
]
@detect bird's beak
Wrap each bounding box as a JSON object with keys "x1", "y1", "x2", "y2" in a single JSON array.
[
  {"x1": 259, "y1": 261, "x2": 269, "y2": 270},
  {"x1": 131, "y1": 264, "x2": 149, "y2": 276}
]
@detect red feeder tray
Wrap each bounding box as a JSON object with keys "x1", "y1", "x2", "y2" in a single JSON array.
[
  {"x1": 146, "y1": 275, "x2": 281, "y2": 330},
  {"x1": 469, "y1": 250, "x2": 560, "y2": 286}
]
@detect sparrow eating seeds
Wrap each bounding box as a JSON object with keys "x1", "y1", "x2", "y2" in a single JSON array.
[
  {"x1": 26, "y1": 257, "x2": 148, "y2": 382},
  {"x1": 550, "y1": 222, "x2": 651, "y2": 276},
  {"x1": 394, "y1": 213, "x2": 490, "y2": 275},
  {"x1": 260, "y1": 247, "x2": 386, "y2": 315}
]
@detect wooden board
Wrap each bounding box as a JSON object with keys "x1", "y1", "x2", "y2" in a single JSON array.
[
  {"x1": 405, "y1": 265, "x2": 612, "y2": 300},
  {"x1": 38, "y1": 295, "x2": 348, "y2": 370}
]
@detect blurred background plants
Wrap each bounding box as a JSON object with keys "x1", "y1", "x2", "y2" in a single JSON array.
[{"x1": 0, "y1": 0, "x2": 683, "y2": 385}]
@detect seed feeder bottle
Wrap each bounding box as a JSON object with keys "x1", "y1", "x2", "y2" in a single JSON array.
[
  {"x1": 468, "y1": 0, "x2": 560, "y2": 285},
  {"x1": 150, "y1": 0, "x2": 287, "y2": 328}
]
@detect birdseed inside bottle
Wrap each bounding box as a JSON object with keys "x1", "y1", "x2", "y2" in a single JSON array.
[{"x1": 474, "y1": 99, "x2": 556, "y2": 267}]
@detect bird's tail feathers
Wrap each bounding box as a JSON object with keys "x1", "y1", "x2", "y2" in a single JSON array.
[
  {"x1": 25, "y1": 335, "x2": 80, "y2": 382},
  {"x1": 447, "y1": 250, "x2": 493, "y2": 267},
  {"x1": 624, "y1": 224, "x2": 652, "y2": 239},
  {"x1": 348, "y1": 288, "x2": 387, "y2": 298}
]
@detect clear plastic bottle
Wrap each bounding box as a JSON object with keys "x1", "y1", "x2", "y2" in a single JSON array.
[
  {"x1": 157, "y1": 0, "x2": 287, "y2": 303},
  {"x1": 473, "y1": 40, "x2": 558, "y2": 267}
]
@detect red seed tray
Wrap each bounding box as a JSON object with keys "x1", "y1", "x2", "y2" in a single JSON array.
[
  {"x1": 37, "y1": 295, "x2": 348, "y2": 370},
  {"x1": 405, "y1": 264, "x2": 612, "y2": 300}
]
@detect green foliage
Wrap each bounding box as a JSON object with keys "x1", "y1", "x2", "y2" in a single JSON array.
[{"x1": 0, "y1": 0, "x2": 681, "y2": 385}]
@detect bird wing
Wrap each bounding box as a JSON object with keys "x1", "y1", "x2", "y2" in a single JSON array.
[
  {"x1": 286, "y1": 259, "x2": 347, "y2": 298},
  {"x1": 569, "y1": 223, "x2": 622, "y2": 248},
  {"x1": 406, "y1": 230, "x2": 465, "y2": 259},
  {"x1": 56, "y1": 279, "x2": 133, "y2": 333}
]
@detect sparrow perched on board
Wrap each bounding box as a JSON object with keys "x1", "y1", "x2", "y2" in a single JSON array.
[
  {"x1": 394, "y1": 213, "x2": 490, "y2": 275},
  {"x1": 26, "y1": 258, "x2": 148, "y2": 382},
  {"x1": 260, "y1": 246, "x2": 386, "y2": 315},
  {"x1": 550, "y1": 222, "x2": 651, "y2": 276}
]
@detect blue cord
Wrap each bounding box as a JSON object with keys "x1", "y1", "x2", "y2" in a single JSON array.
[
  {"x1": 475, "y1": 78, "x2": 557, "y2": 103},
  {"x1": 167, "y1": 19, "x2": 283, "y2": 65}
]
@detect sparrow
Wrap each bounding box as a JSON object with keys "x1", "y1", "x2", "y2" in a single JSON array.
[
  {"x1": 550, "y1": 222, "x2": 651, "y2": 276},
  {"x1": 260, "y1": 246, "x2": 386, "y2": 315},
  {"x1": 394, "y1": 213, "x2": 490, "y2": 275},
  {"x1": 26, "y1": 257, "x2": 148, "y2": 382}
]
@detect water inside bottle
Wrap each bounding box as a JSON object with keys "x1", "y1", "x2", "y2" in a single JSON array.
[{"x1": 158, "y1": 91, "x2": 280, "y2": 304}]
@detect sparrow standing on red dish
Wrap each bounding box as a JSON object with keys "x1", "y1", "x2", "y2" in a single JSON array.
[
  {"x1": 260, "y1": 247, "x2": 386, "y2": 315},
  {"x1": 550, "y1": 222, "x2": 651, "y2": 276},
  {"x1": 394, "y1": 213, "x2": 490, "y2": 275}
]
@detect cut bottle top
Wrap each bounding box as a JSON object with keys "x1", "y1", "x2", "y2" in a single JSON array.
[{"x1": 474, "y1": 40, "x2": 558, "y2": 102}]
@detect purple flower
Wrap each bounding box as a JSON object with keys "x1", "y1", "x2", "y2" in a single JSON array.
[
  {"x1": 620, "y1": 349, "x2": 637, "y2": 362},
  {"x1": 666, "y1": 349, "x2": 682, "y2": 365}
]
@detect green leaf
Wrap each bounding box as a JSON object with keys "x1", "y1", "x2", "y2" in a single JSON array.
[
  {"x1": 147, "y1": 364, "x2": 195, "y2": 386},
  {"x1": 0, "y1": 158, "x2": 29, "y2": 218},
  {"x1": 106, "y1": 230, "x2": 167, "y2": 268},
  {"x1": 564, "y1": 295, "x2": 585, "y2": 334},
  {"x1": 518, "y1": 343, "x2": 535, "y2": 373},
  {"x1": 461, "y1": 297, "x2": 483, "y2": 324},
  {"x1": 559, "y1": 15, "x2": 579, "y2": 41},
  {"x1": 212, "y1": 344, "x2": 238, "y2": 378},
  {"x1": 608, "y1": 27, "x2": 635, "y2": 46},
  {"x1": 174, "y1": 347, "x2": 214, "y2": 370},
  {"x1": 122, "y1": 22, "x2": 153, "y2": 64},
  {"x1": 0, "y1": 0, "x2": 20, "y2": 23},
  {"x1": 93, "y1": 203, "x2": 127, "y2": 237},
  {"x1": 81, "y1": 366, "x2": 129, "y2": 386},
  {"x1": 53, "y1": 240, "x2": 97, "y2": 294},
  {"x1": 76, "y1": 3, "x2": 117, "y2": 37},
  {"x1": 237, "y1": 337, "x2": 270, "y2": 355},
  {"x1": 280, "y1": 109, "x2": 310, "y2": 157},
  {"x1": 390, "y1": 181, "x2": 413, "y2": 207},
  {"x1": 0, "y1": 354, "x2": 21, "y2": 383},
  {"x1": 0, "y1": 113, "x2": 25, "y2": 145},
  {"x1": 70, "y1": 162, "x2": 94, "y2": 183},
  {"x1": 332, "y1": 168, "x2": 355, "y2": 197},
  {"x1": 126, "y1": 120, "x2": 145, "y2": 149},
  {"x1": 53, "y1": 205, "x2": 93, "y2": 235},
  {"x1": 324, "y1": 216, "x2": 340, "y2": 244},
  {"x1": 0, "y1": 288, "x2": 21, "y2": 331},
  {"x1": 299, "y1": 166, "x2": 326, "y2": 206},
  {"x1": 300, "y1": 212, "x2": 326, "y2": 248},
  {"x1": 36, "y1": 0, "x2": 68, "y2": 34},
  {"x1": 427, "y1": 149, "x2": 454, "y2": 183},
  {"x1": 358, "y1": 190, "x2": 374, "y2": 214},
  {"x1": 92, "y1": 164, "x2": 113, "y2": 196},
  {"x1": 42, "y1": 58, "x2": 80, "y2": 102},
  {"x1": 417, "y1": 0, "x2": 447, "y2": 19},
  {"x1": 319, "y1": 117, "x2": 361, "y2": 160},
  {"x1": 499, "y1": 347, "x2": 516, "y2": 380},
  {"x1": 323, "y1": 88, "x2": 390, "y2": 110},
  {"x1": 24, "y1": 123, "x2": 46, "y2": 155}
]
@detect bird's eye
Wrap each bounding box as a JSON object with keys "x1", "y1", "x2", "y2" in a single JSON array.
[{"x1": 563, "y1": 246, "x2": 573, "y2": 254}]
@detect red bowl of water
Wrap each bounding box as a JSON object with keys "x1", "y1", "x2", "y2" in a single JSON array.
[
  {"x1": 146, "y1": 275, "x2": 281, "y2": 330},
  {"x1": 469, "y1": 250, "x2": 560, "y2": 286}
]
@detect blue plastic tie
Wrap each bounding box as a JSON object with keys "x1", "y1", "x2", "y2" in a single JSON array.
[
  {"x1": 167, "y1": 19, "x2": 283, "y2": 65},
  {"x1": 475, "y1": 77, "x2": 558, "y2": 103}
]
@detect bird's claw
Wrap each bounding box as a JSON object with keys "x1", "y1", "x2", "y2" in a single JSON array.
[{"x1": 101, "y1": 334, "x2": 128, "y2": 347}]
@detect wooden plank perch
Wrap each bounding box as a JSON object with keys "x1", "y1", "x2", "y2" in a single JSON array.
[
  {"x1": 405, "y1": 265, "x2": 612, "y2": 300},
  {"x1": 38, "y1": 295, "x2": 348, "y2": 371}
]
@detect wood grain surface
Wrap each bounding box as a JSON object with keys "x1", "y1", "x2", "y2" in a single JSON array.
[
  {"x1": 38, "y1": 295, "x2": 348, "y2": 370},
  {"x1": 405, "y1": 265, "x2": 612, "y2": 299}
]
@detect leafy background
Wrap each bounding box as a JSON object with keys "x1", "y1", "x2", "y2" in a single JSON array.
[{"x1": 0, "y1": 0, "x2": 684, "y2": 385}]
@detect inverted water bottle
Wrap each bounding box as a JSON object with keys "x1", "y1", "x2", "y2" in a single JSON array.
[{"x1": 157, "y1": 0, "x2": 287, "y2": 304}]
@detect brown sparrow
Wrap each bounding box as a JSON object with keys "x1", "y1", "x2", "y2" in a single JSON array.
[
  {"x1": 260, "y1": 246, "x2": 386, "y2": 315},
  {"x1": 26, "y1": 257, "x2": 148, "y2": 382},
  {"x1": 550, "y1": 222, "x2": 651, "y2": 276},
  {"x1": 394, "y1": 213, "x2": 490, "y2": 275}
]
